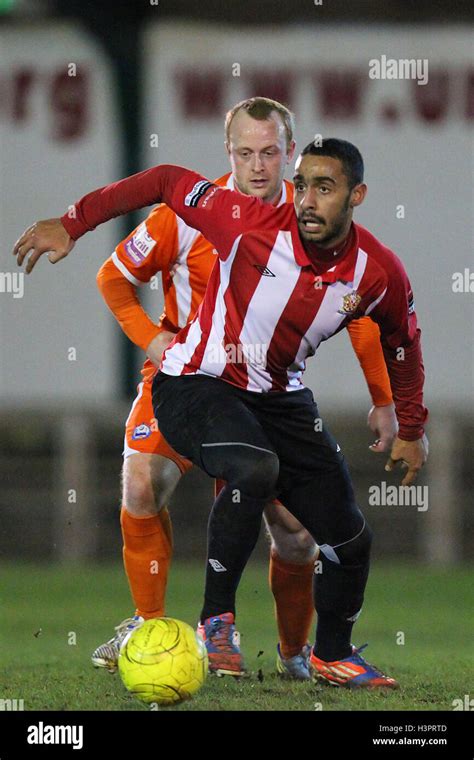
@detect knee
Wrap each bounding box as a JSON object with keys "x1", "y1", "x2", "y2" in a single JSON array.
[
  {"x1": 123, "y1": 454, "x2": 182, "y2": 515},
  {"x1": 270, "y1": 526, "x2": 318, "y2": 564},
  {"x1": 122, "y1": 464, "x2": 156, "y2": 515},
  {"x1": 229, "y1": 449, "x2": 279, "y2": 501},
  {"x1": 335, "y1": 520, "x2": 373, "y2": 565},
  {"x1": 122, "y1": 456, "x2": 170, "y2": 515}
]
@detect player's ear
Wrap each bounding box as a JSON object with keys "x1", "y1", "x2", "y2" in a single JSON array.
[
  {"x1": 350, "y1": 183, "x2": 367, "y2": 208},
  {"x1": 225, "y1": 140, "x2": 231, "y2": 156},
  {"x1": 286, "y1": 140, "x2": 296, "y2": 163}
]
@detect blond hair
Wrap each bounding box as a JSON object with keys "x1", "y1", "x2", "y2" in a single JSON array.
[{"x1": 225, "y1": 97, "x2": 295, "y2": 148}]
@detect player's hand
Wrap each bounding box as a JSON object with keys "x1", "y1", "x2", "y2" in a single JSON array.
[
  {"x1": 385, "y1": 434, "x2": 429, "y2": 486},
  {"x1": 146, "y1": 330, "x2": 176, "y2": 368},
  {"x1": 13, "y1": 218, "x2": 75, "y2": 274},
  {"x1": 368, "y1": 403, "x2": 398, "y2": 453}
]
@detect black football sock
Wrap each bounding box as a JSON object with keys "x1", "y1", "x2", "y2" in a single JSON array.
[
  {"x1": 313, "y1": 547, "x2": 371, "y2": 662},
  {"x1": 200, "y1": 485, "x2": 266, "y2": 622},
  {"x1": 314, "y1": 611, "x2": 354, "y2": 662},
  {"x1": 198, "y1": 440, "x2": 278, "y2": 623}
]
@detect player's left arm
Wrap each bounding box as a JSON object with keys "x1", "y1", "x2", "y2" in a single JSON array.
[
  {"x1": 367, "y1": 259, "x2": 429, "y2": 486},
  {"x1": 346, "y1": 317, "x2": 397, "y2": 453}
]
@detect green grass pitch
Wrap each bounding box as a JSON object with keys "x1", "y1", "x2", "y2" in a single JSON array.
[{"x1": 1, "y1": 560, "x2": 472, "y2": 711}]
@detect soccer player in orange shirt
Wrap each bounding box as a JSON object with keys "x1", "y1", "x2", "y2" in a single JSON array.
[{"x1": 13, "y1": 97, "x2": 397, "y2": 679}]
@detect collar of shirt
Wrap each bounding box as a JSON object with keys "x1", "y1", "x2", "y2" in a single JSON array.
[{"x1": 290, "y1": 221, "x2": 359, "y2": 284}]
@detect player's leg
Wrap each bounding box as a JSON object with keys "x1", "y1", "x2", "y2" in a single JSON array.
[
  {"x1": 153, "y1": 373, "x2": 280, "y2": 620},
  {"x1": 279, "y1": 463, "x2": 371, "y2": 659},
  {"x1": 119, "y1": 379, "x2": 192, "y2": 622},
  {"x1": 92, "y1": 380, "x2": 192, "y2": 672},
  {"x1": 152, "y1": 372, "x2": 280, "y2": 676},
  {"x1": 280, "y1": 472, "x2": 396, "y2": 687},
  {"x1": 263, "y1": 502, "x2": 318, "y2": 679},
  {"x1": 210, "y1": 479, "x2": 317, "y2": 679},
  {"x1": 92, "y1": 450, "x2": 180, "y2": 673},
  {"x1": 265, "y1": 390, "x2": 397, "y2": 688},
  {"x1": 120, "y1": 451, "x2": 180, "y2": 620}
]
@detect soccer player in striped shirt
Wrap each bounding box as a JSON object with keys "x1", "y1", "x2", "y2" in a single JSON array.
[
  {"x1": 14, "y1": 130, "x2": 426, "y2": 687},
  {"x1": 13, "y1": 101, "x2": 397, "y2": 682}
]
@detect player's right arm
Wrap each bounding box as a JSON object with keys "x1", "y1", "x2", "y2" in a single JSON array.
[
  {"x1": 96, "y1": 203, "x2": 180, "y2": 365},
  {"x1": 13, "y1": 165, "x2": 278, "y2": 271},
  {"x1": 13, "y1": 218, "x2": 75, "y2": 274},
  {"x1": 60, "y1": 165, "x2": 280, "y2": 259}
]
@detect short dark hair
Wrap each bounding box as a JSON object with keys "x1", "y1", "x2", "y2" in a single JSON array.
[{"x1": 300, "y1": 138, "x2": 364, "y2": 188}]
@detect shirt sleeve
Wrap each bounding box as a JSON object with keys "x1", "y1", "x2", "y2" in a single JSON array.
[
  {"x1": 61, "y1": 164, "x2": 281, "y2": 260},
  {"x1": 111, "y1": 203, "x2": 179, "y2": 285},
  {"x1": 96, "y1": 257, "x2": 167, "y2": 352},
  {"x1": 95, "y1": 203, "x2": 180, "y2": 351},
  {"x1": 346, "y1": 317, "x2": 393, "y2": 406},
  {"x1": 366, "y1": 255, "x2": 428, "y2": 441}
]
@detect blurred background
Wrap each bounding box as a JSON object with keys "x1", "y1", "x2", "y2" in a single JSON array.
[{"x1": 0, "y1": 0, "x2": 473, "y2": 572}]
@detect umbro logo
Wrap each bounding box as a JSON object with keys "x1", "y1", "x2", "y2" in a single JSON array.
[
  {"x1": 209, "y1": 558, "x2": 227, "y2": 572},
  {"x1": 254, "y1": 265, "x2": 275, "y2": 277}
]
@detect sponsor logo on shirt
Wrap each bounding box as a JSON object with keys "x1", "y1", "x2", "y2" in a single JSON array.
[
  {"x1": 184, "y1": 180, "x2": 214, "y2": 207},
  {"x1": 125, "y1": 223, "x2": 155, "y2": 264},
  {"x1": 337, "y1": 290, "x2": 362, "y2": 315},
  {"x1": 132, "y1": 424, "x2": 151, "y2": 440},
  {"x1": 408, "y1": 292, "x2": 415, "y2": 314}
]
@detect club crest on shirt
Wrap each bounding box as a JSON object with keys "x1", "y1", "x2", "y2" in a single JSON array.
[
  {"x1": 338, "y1": 290, "x2": 362, "y2": 315},
  {"x1": 132, "y1": 424, "x2": 151, "y2": 440}
]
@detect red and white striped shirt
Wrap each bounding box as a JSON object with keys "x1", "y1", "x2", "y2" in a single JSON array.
[{"x1": 62, "y1": 164, "x2": 427, "y2": 440}]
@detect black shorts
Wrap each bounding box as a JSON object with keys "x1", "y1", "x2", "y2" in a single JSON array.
[{"x1": 152, "y1": 371, "x2": 362, "y2": 547}]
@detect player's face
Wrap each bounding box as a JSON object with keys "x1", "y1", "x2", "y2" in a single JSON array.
[
  {"x1": 293, "y1": 154, "x2": 366, "y2": 248},
  {"x1": 226, "y1": 110, "x2": 295, "y2": 204}
]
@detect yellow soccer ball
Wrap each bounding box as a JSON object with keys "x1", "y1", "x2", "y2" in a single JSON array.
[{"x1": 118, "y1": 617, "x2": 208, "y2": 706}]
